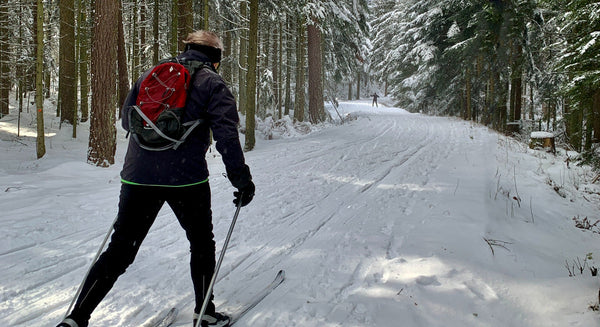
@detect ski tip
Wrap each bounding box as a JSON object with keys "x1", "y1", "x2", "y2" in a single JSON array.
[{"x1": 276, "y1": 270, "x2": 285, "y2": 279}]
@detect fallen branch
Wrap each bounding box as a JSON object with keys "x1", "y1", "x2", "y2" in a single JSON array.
[{"x1": 483, "y1": 237, "x2": 512, "y2": 256}]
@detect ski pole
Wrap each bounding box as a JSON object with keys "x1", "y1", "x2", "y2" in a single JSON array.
[
  {"x1": 195, "y1": 197, "x2": 243, "y2": 327},
  {"x1": 63, "y1": 214, "x2": 119, "y2": 320}
]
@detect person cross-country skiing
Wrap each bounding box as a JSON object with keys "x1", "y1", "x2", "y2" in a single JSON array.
[
  {"x1": 371, "y1": 92, "x2": 379, "y2": 107},
  {"x1": 57, "y1": 30, "x2": 254, "y2": 327}
]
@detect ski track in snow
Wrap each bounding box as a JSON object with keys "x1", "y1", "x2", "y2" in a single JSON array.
[{"x1": 1, "y1": 102, "x2": 599, "y2": 327}]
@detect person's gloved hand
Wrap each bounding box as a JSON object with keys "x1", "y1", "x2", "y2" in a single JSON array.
[{"x1": 233, "y1": 181, "x2": 255, "y2": 207}]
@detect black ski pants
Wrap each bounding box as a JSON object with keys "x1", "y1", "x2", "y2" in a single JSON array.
[{"x1": 69, "y1": 182, "x2": 216, "y2": 325}]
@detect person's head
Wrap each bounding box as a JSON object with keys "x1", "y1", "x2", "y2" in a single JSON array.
[{"x1": 183, "y1": 30, "x2": 223, "y2": 68}]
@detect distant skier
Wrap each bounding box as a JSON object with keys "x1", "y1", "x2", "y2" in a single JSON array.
[
  {"x1": 371, "y1": 93, "x2": 379, "y2": 107},
  {"x1": 56, "y1": 30, "x2": 254, "y2": 327}
]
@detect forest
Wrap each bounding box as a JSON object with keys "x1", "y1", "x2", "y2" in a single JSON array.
[{"x1": 0, "y1": 0, "x2": 598, "y2": 168}]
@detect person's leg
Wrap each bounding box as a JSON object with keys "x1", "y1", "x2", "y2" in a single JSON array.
[
  {"x1": 66, "y1": 184, "x2": 164, "y2": 326},
  {"x1": 166, "y1": 182, "x2": 216, "y2": 316}
]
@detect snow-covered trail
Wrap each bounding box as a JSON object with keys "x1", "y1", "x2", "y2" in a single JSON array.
[
  {"x1": 233, "y1": 110, "x2": 502, "y2": 327},
  {"x1": 1, "y1": 101, "x2": 599, "y2": 327}
]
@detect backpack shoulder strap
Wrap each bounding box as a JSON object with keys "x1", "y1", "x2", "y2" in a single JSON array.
[{"x1": 176, "y1": 57, "x2": 215, "y2": 75}]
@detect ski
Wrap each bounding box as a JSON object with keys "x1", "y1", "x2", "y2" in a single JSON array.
[
  {"x1": 169, "y1": 270, "x2": 285, "y2": 327},
  {"x1": 229, "y1": 269, "x2": 285, "y2": 326},
  {"x1": 149, "y1": 307, "x2": 178, "y2": 327}
]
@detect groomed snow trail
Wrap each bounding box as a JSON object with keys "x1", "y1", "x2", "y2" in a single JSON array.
[{"x1": 2, "y1": 102, "x2": 598, "y2": 327}]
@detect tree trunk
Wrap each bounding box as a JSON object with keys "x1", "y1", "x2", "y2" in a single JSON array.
[
  {"x1": 140, "y1": 2, "x2": 147, "y2": 67},
  {"x1": 275, "y1": 20, "x2": 282, "y2": 119},
  {"x1": 170, "y1": 0, "x2": 178, "y2": 56},
  {"x1": 356, "y1": 71, "x2": 361, "y2": 100},
  {"x1": 283, "y1": 14, "x2": 292, "y2": 117},
  {"x1": 153, "y1": 0, "x2": 159, "y2": 65},
  {"x1": 0, "y1": 1, "x2": 9, "y2": 117},
  {"x1": 36, "y1": 0, "x2": 46, "y2": 159},
  {"x1": 59, "y1": 0, "x2": 77, "y2": 131},
  {"x1": 78, "y1": 0, "x2": 89, "y2": 122},
  {"x1": 465, "y1": 67, "x2": 471, "y2": 120},
  {"x1": 585, "y1": 105, "x2": 593, "y2": 152},
  {"x1": 244, "y1": 0, "x2": 258, "y2": 151},
  {"x1": 294, "y1": 16, "x2": 306, "y2": 122},
  {"x1": 117, "y1": 0, "x2": 129, "y2": 116},
  {"x1": 565, "y1": 100, "x2": 582, "y2": 151},
  {"x1": 222, "y1": 22, "x2": 233, "y2": 85},
  {"x1": 203, "y1": 0, "x2": 209, "y2": 29},
  {"x1": 178, "y1": 0, "x2": 193, "y2": 52},
  {"x1": 592, "y1": 89, "x2": 600, "y2": 143},
  {"x1": 238, "y1": 0, "x2": 248, "y2": 115},
  {"x1": 510, "y1": 43, "x2": 523, "y2": 124},
  {"x1": 307, "y1": 21, "x2": 324, "y2": 124},
  {"x1": 131, "y1": 0, "x2": 139, "y2": 82},
  {"x1": 88, "y1": 0, "x2": 118, "y2": 167},
  {"x1": 348, "y1": 82, "x2": 352, "y2": 101}
]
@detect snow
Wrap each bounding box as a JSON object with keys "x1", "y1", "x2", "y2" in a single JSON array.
[
  {"x1": 530, "y1": 131, "x2": 554, "y2": 139},
  {"x1": 1, "y1": 99, "x2": 600, "y2": 327}
]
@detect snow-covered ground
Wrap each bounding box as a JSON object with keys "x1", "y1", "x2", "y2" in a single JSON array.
[{"x1": 1, "y1": 99, "x2": 600, "y2": 327}]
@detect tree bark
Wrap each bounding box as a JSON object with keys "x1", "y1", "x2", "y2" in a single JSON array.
[
  {"x1": 78, "y1": 0, "x2": 89, "y2": 122},
  {"x1": 117, "y1": 0, "x2": 129, "y2": 116},
  {"x1": 465, "y1": 67, "x2": 471, "y2": 120},
  {"x1": 307, "y1": 21, "x2": 324, "y2": 124},
  {"x1": 294, "y1": 16, "x2": 305, "y2": 122},
  {"x1": 36, "y1": 0, "x2": 46, "y2": 158},
  {"x1": 178, "y1": 0, "x2": 193, "y2": 52},
  {"x1": 59, "y1": 0, "x2": 77, "y2": 130},
  {"x1": 153, "y1": 0, "x2": 159, "y2": 65},
  {"x1": 356, "y1": 71, "x2": 361, "y2": 100},
  {"x1": 244, "y1": 0, "x2": 259, "y2": 151},
  {"x1": 283, "y1": 14, "x2": 292, "y2": 117},
  {"x1": 0, "y1": 1, "x2": 9, "y2": 117},
  {"x1": 592, "y1": 89, "x2": 600, "y2": 143},
  {"x1": 170, "y1": 0, "x2": 178, "y2": 56},
  {"x1": 88, "y1": 0, "x2": 118, "y2": 167},
  {"x1": 238, "y1": 0, "x2": 248, "y2": 115}
]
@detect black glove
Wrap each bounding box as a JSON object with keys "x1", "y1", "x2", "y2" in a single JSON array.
[{"x1": 233, "y1": 181, "x2": 255, "y2": 207}]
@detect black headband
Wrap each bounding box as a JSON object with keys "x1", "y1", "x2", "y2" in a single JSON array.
[{"x1": 185, "y1": 43, "x2": 222, "y2": 63}]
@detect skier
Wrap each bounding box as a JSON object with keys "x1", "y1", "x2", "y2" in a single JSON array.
[
  {"x1": 371, "y1": 92, "x2": 379, "y2": 107},
  {"x1": 57, "y1": 30, "x2": 254, "y2": 327}
]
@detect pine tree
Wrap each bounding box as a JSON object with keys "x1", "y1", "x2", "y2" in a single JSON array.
[
  {"x1": 0, "y1": 1, "x2": 10, "y2": 117},
  {"x1": 35, "y1": 0, "x2": 46, "y2": 159},
  {"x1": 555, "y1": 0, "x2": 600, "y2": 151},
  {"x1": 59, "y1": 0, "x2": 77, "y2": 134},
  {"x1": 245, "y1": 0, "x2": 259, "y2": 151},
  {"x1": 88, "y1": 0, "x2": 118, "y2": 167}
]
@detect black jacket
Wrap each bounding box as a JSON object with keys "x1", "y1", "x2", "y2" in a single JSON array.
[{"x1": 120, "y1": 49, "x2": 251, "y2": 188}]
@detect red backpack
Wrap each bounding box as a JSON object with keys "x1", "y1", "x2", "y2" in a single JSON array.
[{"x1": 128, "y1": 58, "x2": 210, "y2": 151}]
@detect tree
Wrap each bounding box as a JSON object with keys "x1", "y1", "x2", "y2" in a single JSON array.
[
  {"x1": 59, "y1": 0, "x2": 77, "y2": 135},
  {"x1": 178, "y1": 0, "x2": 193, "y2": 52},
  {"x1": 238, "y1": 0, "x2": 248, "y2": 115},
  {"x1": 117, "y1": 0, "x2": 129, "y2": 114},
  {"x1": 244, "y1": 0, "x2": 259, "y2": 151},
  {"x1": 35, "y1": 0, "x2": 46, "y2": 159},
  {"x1": 307, "y1": 17, "x2": 324, "y2": 123},
  {"x1": 555, "y1": 0, "x2": 600, "y2": 152},
  {"x1": 294, "y1": 15, "x2": 306, "y2": 122},
  {"x1": 78, "y1": 0, "x2": 90, "y2": 122},
  {"x1": 0, "y1": 1, "x2": 9, "y2": 117},
  {"x1": 88, "y1": 0, "x2": 118, "y2": 167}
]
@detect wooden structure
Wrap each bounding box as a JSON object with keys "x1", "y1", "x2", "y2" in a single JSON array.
[{"x1": 529, "y1": 131, "x2": 556, "y2": 154}]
